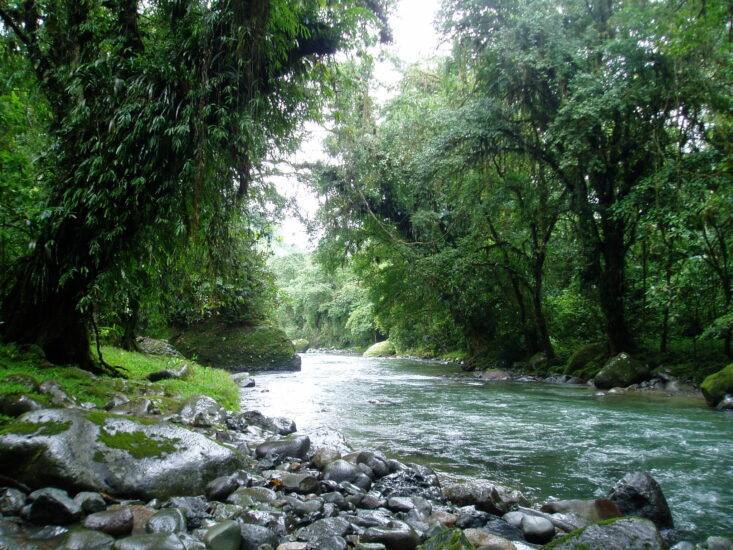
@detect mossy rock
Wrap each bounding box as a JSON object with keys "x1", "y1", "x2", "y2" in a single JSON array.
[
  {"x1": 539, "y1": 516, "x2": 665, "y2": 550},
  {"x1": 173, "y1": 321, "x2": 300, "y2": 372},
  {"x1": 418, "y1": 526, "x2": 475, "y2": 549},
  {"x1": 700, "y1": 363, "x2": 733, "y2": 407},
  {"x1": 565, "y1": 342, "x2": 609, "y2": 378},
  {"x1": 292, "y1": 339, "x2": 310, "y2": 353},
  {"x1": 593, "y1": 353, "x2": 649, "y2": 390},
  {"x1": 363, "y1": 340, "x2": 396, "y2": 358}
]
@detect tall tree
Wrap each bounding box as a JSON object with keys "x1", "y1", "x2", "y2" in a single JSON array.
[{"x1": 0, "y1": 0, "x2": 390, "y2": 372}]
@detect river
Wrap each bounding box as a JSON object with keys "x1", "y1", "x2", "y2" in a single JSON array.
[{"x1": 241, "y1": 352, "x2": 733, "y2": 539}]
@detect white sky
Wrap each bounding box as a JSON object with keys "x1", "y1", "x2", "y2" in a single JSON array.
[{"x1": 274, "y1": 0, "x2": 444, "y2": 250}]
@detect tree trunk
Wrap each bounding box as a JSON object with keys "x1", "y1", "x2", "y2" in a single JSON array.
[
  {"x1": 117, "y1": 294, "x2": 140, "y2": 352},
  {"x1": 598, "y1": 221, "x2": 634, "y2": 354}
]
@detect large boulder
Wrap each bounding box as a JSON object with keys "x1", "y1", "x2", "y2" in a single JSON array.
[
  {"x1": 564, "y1": 342, "x2": 609, "y2": 378},
  {"x1": 173, "y1": 321, "x2": 300, "y2": 372},
  {"x1": 539, "y1": 517, "x2": 665, "y2": 550},
  {"x1": 364, "y1": 341, "x2": 396, "y2": 358},
  {"x1": 592, "y1": 353, "x2": 649, "y2": 389},
  {"x1": 607, "y1": 472, "x2": 674, "y2": 529},
  {"x1": 0, "y1": 409, "x2": 246, "y2": 499},
  {"x1": 701, "y1": 363, "x2": 733, "y2": 408}
]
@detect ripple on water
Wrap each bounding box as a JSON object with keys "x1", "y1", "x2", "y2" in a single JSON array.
[{"x1": 245, "y1": 353, "x2": 733, "y2": 540}]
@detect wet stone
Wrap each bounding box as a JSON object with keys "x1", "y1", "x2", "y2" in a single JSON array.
[
  {"x1": 205, "y1": 471, "x2": 250, "y2": 502},
  {"x1": 113, "y1": 533, "x2": 186, "y2": 550},
  {"x1": 73, "y1": 492, "x2": 107, "y2": 514},
  {"x1": 60, "y1": 528, "x2": 115, "y2": 550},
  {"x1": 145, "y1": 507, "x2": 187, "y2": 534},
  {"x1": 296, "y1": 517, "x2": 352, "y2": 542},
  {"x1": 255, "y1": 435, "x2": 311, "y2": 460},
  {"x1": 360, "y1": 521, "x2": 420, "y2": 550},
  {"x1": 27, "y1": 488, "x2": 82, "y2": 525},
  {"x1": 239, "y1": 523, "x2": 278, "y2": 550},
  {"x1": 281, "y1": 473, "x2": 319, "y2": 494},
  {"x1": 0, "y1": 394, "x2": 44, "y2": 417},
  {"x1": 162, "y1": 497, "x2": 211, "y2": 530},
  {"x1": 0, "y1": 518, "x2": 21, "y2": 536},
  {"x1": 520, "y1": 515, "x2": 555, "y2": 544},
  {"x1": 0, "y1": 487, "x2": 26, "y2": 516},
  {"x1": 83, "y1": 507, "x2": 135, "y2": 537},
  {"x1": 229, "y1": 487, "x2": 277, "y2": 505},
  {"x1": 211, "y1": 503, "x2": 246, "y2": 522},
  {"x1": 313, "y1": 448, "x2": 342, "y2": 470},
  {"x1": 203, "y1": 520, "x2": 241, "y2": 550}
]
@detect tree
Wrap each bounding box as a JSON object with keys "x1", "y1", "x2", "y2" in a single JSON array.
[{"x1": 0, "y1": 0, "x2": 390, "y2": 372}]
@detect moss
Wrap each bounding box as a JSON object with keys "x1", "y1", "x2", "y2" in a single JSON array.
[
  {"x1": 81, "y1": 410, "x2": 160, "y2": 427},
  {"x1": 0, "y1": 419, "x2": 72, "y2": 436},
  {"x1": 539, "y1": 517, "x2": 638, "y2": 549},
  {"x1": 93, "y1": 450, "x2": 107, "y2": 462},
  {"x1": 700, "y1": 363, "x2": 733, "y2": 407},
  {"x1": 418, "y1": 527, "x2": 476, "y2": 549},
  {"x1": 363, "y1": 340, "x2": 396, "y2": 357},
  {"x1": 292, "y1": 339, "x2": 310, "y2": 353},
  {"x1": 98, "y1": 427, "x2": 179, "y2": 459},
  {"x1": 564, "y1": 342, "x2": 609, "y2": 378}
]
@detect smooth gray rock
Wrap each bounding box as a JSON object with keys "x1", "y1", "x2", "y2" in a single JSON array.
[
  {"x1": 0, "y1": 394, "x2": 44, "y2": 417},
  {"x1": 323, "y1": 460, "x2": 361, "y2": 484},
  {"x1": 162, "y1": 497, "x2": 211, "y2": 530},
  {"x1": 0, "y1": 409, "x2": 245, "y2": 499},
  {"x1": 255, "y1": 435, "x2": 310, "y2": 459},
  {"x1": 313, "y1": 448, "x2": 342, "y2": 470},
  {"x1": 520, "y1": 515, "x2": 554, "y2": 544},
  {"x1": 83, "y1": 507, "x2": 135, "y2": 536},
  {"x1": 545, "y1": 517, "x2": 665, "y2": 550},
  {"x1": 228, "y1": 487, "x2": 277, "y2": 505},
  {"x1": 361, "y1": 521, "x2": 420, "y2": 550},
  {"x1": 281, "y1": 473, "x2": 319, "y2": 494},
  {"x1": 206, "y1": 471, "x2": 250, "y2": 502},
  {"x1": 73, "y1": 492, "x2": 107, "y2": 514},
  {"x1": 203, "y1": 520, "x2": 241, "y2": 550},
  {"x1": 443, "y1": 481, "x2": 529, "y2": 515},
  {"x1": 238, "y1": 523, "x2": 278, "y2": 550},
  {"x1": 608, "y1": 472, "x2": 674, "y2": 529},
  {"x1": 145, "y1": 507, "x2": 187, "y2": 534},
  {"x1": 231, "y1": 373, "x2": 255, "y2": 388},
  {"x1": 27, "y1": 487, "x2": 81, "y2": 525},
  {"x1": 296, "y1": 517, "x2": 352, "y2": 542},
  {"x1": 60, "y1": 528, "x2": 115, "y2": 550},
  {"x1": 38, "y1": 380, "x2": 76, "y2": 407},
  {"x1": 113, "y1": 533, "x2": 185, "y2": 550},
  {"x1": 146, "y1": 364, "x2": 189, "y2": 383},
  {"x1": 705, "y1": 536, "x2": 733, "y2": 550},
  {"x1": 0, "y1": 487, "x2": 26, "y2": 515},
  {"x1": 315, "y1": 535, "x2": 348, "y2": 550},
  {"x1": 177, "y1": 396, "x2": 226, "y2": 428}
]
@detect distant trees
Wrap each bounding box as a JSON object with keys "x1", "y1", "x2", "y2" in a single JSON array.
[{"x1": 310, "y1": 0, "x2": 733, "y2": 365}]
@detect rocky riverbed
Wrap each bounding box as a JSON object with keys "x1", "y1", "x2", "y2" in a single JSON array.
[{"x1": 0, "y1": 371, "x2": 731, "y2": 550}]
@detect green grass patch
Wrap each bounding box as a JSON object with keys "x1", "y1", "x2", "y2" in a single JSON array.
[
  {"x1": 0, "y1": 343, "x2": 239, "y2": 424},
  {"x1": 0, "y1": 419, "x2": 72, "y2": 436}
]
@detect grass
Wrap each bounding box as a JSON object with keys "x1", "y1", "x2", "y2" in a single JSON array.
[{"x1": 0, "y1": 343, "x2": 240, "y2": 428}]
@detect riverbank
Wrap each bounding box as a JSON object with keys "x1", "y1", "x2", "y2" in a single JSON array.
[{"x1": 0, "y1": 373, "x2": 727, "y2": 550}]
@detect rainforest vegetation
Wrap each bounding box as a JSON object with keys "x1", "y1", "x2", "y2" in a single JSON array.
[{"x1": 1, "y1": 0, "x2": 732, "y2": 381}]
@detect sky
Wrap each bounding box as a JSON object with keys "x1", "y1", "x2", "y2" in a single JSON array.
[{"x1": 274, "y1": 0, "x2": 444, "y2": 250}]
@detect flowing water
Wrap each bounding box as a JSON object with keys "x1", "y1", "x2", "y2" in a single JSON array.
[{"x1": 242, "y1": 352, "x2": 733, "y2": 539}]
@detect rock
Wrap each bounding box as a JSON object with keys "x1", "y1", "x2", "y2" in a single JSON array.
[
  {"x1": 239, "y1": 523, "x2": 278, "y2": 550},
  {"x1": 145, "y1": 508, "x2": 187, "y2": 534},
  {"x1": 463, "y1": 528, "x2": 517, "y2": 550},
  {"x1": 480, "y1": 370, "x2": 512, "y2": 381},
  {"x1": 701, "y1": 364, "x2": 733, "y2": 408},
  {"x1": 443, "y1": 481, "x2": 529, "y2": 515},
  {"x1": 38, "y1": 380, "x2": 76, "y2": 407},
  {"x1": 205, "y1": 471, "x2": 250, "y2": 502},
  {"x1": 313, "y1": 448, "x2": 342, "y2": 469},
  {"x1": 113, "y1": 533, "x2": 185, "y2": 550},
  {"x1": 255, "y1": 435, "x2": 310, "y2": 459},
  {"x1": 60, "y1": 528, "x2": 116, "y2": 550},
  {"x1": 73, "y1": 492, "x2": 107, "y2": 514},
  {"x1": 354, "y1": 544, "x2": 388, "y2": 550},
  {"x1": 353, "y1": 451, "x2": 391, "y2": 478},
  {"x1": 0, "y1": 409, "x2": 245, "y2": 499},
  {"x1": 135, "y1": 337, "x2": 183, "y2": 358},
  {"x1": 83, "y1": 507, "x2": 135, "y2": 536},
  {"x1": 420, "y1": 527, "x2": 475, "y2": 550},
  {"x1": 203, "y1": 520, "x2": 241, "y2": 550},
  {"x1": 519, "y1": 515, "x2": 554, "y2": 544},
  {"x1": 704, "y1": 536, "x2": 733, "y2": 550},
  {"x1": 427, "y1": 511, "x2": 458, "y2": 527},
  {"x1": 481, "y1": 518, "x2": 525, "y2": 541},
  {"x1": 173, "y1": 321, "x2": 301, "y2": 371},
  {"x1": 228, "y1": 487, "x2": 277, "y2": 505},
  {"x1": 593, "y1": 353, "x2": 649, "y2": 389},
  {"x1": 360, "y1": 521, "x2": 420, "y2": 550},
  {"x1": 540, "y1": 499, "x2": 620, "y2": 523},
  {"x1": 0, "y1": 394, "x2": 45, "y2": 417},
  {"x1": 108, "y1": 399, "x2": 158, "y2": 417},
  {"x1": 323, "y1": 459, "x2": 362, "y2": 484},
  {"x1": 363, "y1": 341, "x2": 396, "y2": 358},
  {"x1": 540, "y1": 517, "x2": 665, "y2": 550},
  {"x1": 608, "y1": 472, "x2": 674, "y2": 529},
  {"x1": 277, "y1": 543, "x2": 309, "y2": 550},
  {"x1": 231, "y1": 373, "x2": 255, "y2": 388},
  {"x1": 177, "y1": 396, "x2": 226, "y2": 427},
  {"x1": 232, "y1": 410, "x2": 296, "y2": 435},
  {"x1": 296, "y1": 517, "x2": 352, "y2": 542},
  {"x1": 162, "y1": 496, "x2": 211, "y2": 530},
  {"x1": 145, "y1": 364, "x2": 189, "y2": 382},
  {"x1": 0, "y1": 487, "x2": 26, "y2": 515},
  {"x1": 1, "y1": 373, "x2": 40, "y2": 392},
  {"x1": 281, "y1": 473, "x2": 319, "y2": 494},
  {"x1": 387, "y1": 497, "x2": 415, "y2": 513},
  {"x1": 716, "y1": 394, "x2": 733, "y2": 410},
  {"x1": 292, "y1": 339, "x2": 310, "y2": 353},
  {"x1": 27, "y1": 487, "x2": 82, "y2": 525},
  {"x1": 564, "y1": 342, "x2": 609, "y2": 377}
]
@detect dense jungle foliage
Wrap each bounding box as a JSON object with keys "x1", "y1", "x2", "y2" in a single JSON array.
[{"x1": 1, "y1": 0, "x2": 732, "y2": 380}]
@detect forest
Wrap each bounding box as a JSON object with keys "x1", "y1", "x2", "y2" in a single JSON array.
[{"x1": 1, "y1": 0, "x2": 732, "y2": 382}]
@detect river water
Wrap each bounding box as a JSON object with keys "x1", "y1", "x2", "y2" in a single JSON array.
[{"x1": 242, "y1": 352, "x2": 733, "y2": 539}]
